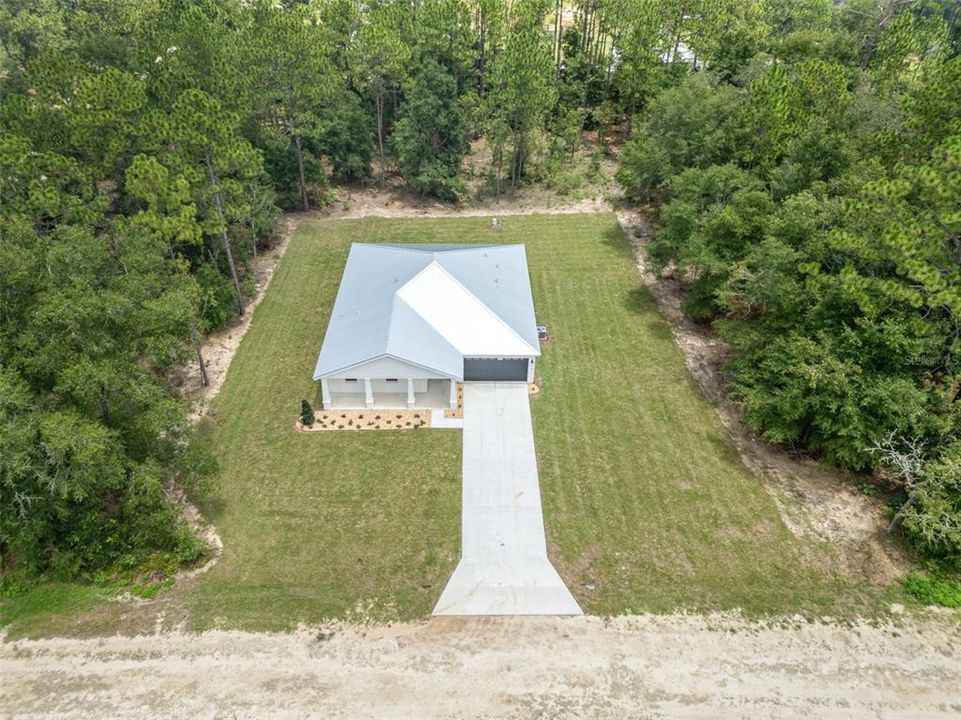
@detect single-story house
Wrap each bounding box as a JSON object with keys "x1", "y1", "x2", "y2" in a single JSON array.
[{"x1": 313, "y1": 243, "x2": 541, "y2": 410}]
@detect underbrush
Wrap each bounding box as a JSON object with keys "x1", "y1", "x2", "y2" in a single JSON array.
[
  {"x1": 0, "y1": 578, "x2": 28, "y2": 598},
  {"x1": 903, "y1": 566, "x2": 961, "y2": 608},
  {"x1": 0, "y1": 541, "x2": 210, "y2": 634},
  {"x1": 93, "y1": 541, "x2": 208, "y2": 599}
]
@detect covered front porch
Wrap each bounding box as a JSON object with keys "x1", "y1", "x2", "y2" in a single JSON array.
[{"x1": 320, "y1": 378, "x2": 458, "y2": 410}]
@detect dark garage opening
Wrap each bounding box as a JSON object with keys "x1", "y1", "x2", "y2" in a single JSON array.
[{"x1": 463, "y1": 357, "x2": 529, "y2": 382}]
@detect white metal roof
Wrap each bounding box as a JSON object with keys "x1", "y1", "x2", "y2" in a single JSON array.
[
  {"x1": 313, "y1": 243, "x2": 540, "y2": 380},
  {"x1": 396, "y1": 262, "x2": 536, "y2": 357}
]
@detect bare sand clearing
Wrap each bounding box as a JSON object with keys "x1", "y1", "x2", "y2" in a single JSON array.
[{"x1": 2, "y1": 613, "x2": 960, "y2": 719}]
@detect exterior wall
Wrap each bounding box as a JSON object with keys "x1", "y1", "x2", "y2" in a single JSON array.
[
  {"x1": 327, "y1": 378, "x2": 428, "y2": 394},
  {"x1": 325, "y1": 356, "x2": 447, "y2": 382},
  {"x1": 372, "y1": 378, "x2": 428, "y2": 393},
  {"x1": 322, "y1": 378, "x2": 453, "y2": 410},
  {"x1": 323, "y1": 356, "x2": 445, "y2": 406}
]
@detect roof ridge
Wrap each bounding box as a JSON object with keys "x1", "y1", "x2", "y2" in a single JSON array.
[
  {"x1": 369, "y1": 244, "x2": 434, "y2": 254},
  {"x1": 355, "y1": 243, "x2": 516, "y2": 255}
]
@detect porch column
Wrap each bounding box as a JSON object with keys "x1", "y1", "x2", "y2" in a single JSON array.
[
  {"x1": 364, "y1": 378, "x2": 373, "y2": 409},
  {"x1": 449, "y1": 379, "x2": 458, "y2": 410},
  {"x1": 406, "y1": 378, "x2": 415, "y2": 408},
  {"x1": 320, "y1": 378, "x2": 331, "y2": 409}
]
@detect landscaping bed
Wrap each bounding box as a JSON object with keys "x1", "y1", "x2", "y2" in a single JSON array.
[
  {"x1": 298, "y1": 409, "x2": 430, "y2": 431},
  {"x1": 443, "y1": 383, "x2": 464, "y2": 419}
]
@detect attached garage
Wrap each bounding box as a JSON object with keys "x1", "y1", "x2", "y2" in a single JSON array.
[{"x1": 463, "y1": 357, "x2": 530, "y2": 382}]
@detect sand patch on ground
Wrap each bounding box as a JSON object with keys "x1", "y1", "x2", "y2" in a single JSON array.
[{"x1": 178, "y1": 215, "x2": 299, "y2": 422}]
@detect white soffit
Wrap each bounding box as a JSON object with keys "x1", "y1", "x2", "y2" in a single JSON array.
[{"x1": 397, "y1": 262, "x2": 536, "y2": 357}]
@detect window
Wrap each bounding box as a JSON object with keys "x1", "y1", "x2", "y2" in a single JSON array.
[
  {"x1": 345, "y1": 378, "x2": 357, "y2": 383},
  {"x1": 386, "y1": 378, "x2": 398, "y2": 382}
]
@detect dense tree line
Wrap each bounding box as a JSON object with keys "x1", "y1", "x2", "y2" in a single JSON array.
[
  {"x1": 617, "y1": 1, "x2": 961, "y2": 564},
  {"x1": 1, "y1": 0, "x2": 959, "y2": 584}
]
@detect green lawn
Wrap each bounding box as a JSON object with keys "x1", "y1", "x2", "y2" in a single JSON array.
[
  {"x1": 186, "y1": 222, "x2": 463, "y2": 630},
  {"x1": 191, "y1": 211, "x2": 857, "y2": 626},
  {"x1": 2, "y1": 213, "x2": 886, "y2": 636},
  {"x1": 525, "y1": 215, "x2": 831, "y2": 614}
]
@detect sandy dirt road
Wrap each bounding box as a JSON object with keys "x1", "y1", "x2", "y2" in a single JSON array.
[{"x1": 3, "y1": 613, "x2": 960, "y2": 719}]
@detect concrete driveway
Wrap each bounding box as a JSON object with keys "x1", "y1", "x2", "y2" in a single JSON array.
[{"x1": 433, "y1": 383, "x2": 581, "y2": 615}]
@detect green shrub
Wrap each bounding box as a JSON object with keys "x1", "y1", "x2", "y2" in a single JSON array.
[
  {"x1": 900, "y1": 442, "x2": 961, "y2": 564},
  {"x1": 195, "y1": 265, "x2": 238, "y2": 331},
  {"x1": 300, "y1": 400, "x2": 315, "y2": 427},
  {"x1": 903, "y1": 572, "x2": 961, "y2": 608},
  {"x1": 548, "y1": 169, "x2": 586, "y2": 196},
  {"x1": 588, "y1": 148, "x2": 603, "y2": 179},
  {"x1": 177, "y1": 533, "x2": 208, "y2": 566},
  {"x1": 0, "y1": 579, "x2": 28, "y2": 598}
]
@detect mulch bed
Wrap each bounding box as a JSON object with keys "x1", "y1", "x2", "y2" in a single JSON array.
[
  {"x1": 297, "y1": 408, "x2": 430, "y2": 432},
  {"x1": 444, "y1": 383, "x2": 465, "y2": 419}
]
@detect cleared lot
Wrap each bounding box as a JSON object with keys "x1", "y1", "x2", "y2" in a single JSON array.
[
  {"x1": 190, "y1": 212, "x2": 846, "y2": 628},
  {"x1": 2, "y1": 213, "x2": 901, "y2": 637}
]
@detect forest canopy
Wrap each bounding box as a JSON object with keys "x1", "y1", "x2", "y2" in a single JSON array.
[{"x1": 1, "y1": 0, "x2": 960, "y2": 583}]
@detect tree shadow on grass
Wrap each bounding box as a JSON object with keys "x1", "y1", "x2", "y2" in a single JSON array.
[
  {"x1": 195, "y1": 493, "x2": 228, "y2": 523},
  {"x1": 600, "y1": 223, "x2": 637, "y2": 262},
  {"x1": 624, "y1": 286, "x2": 674, "y2": 342}
]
